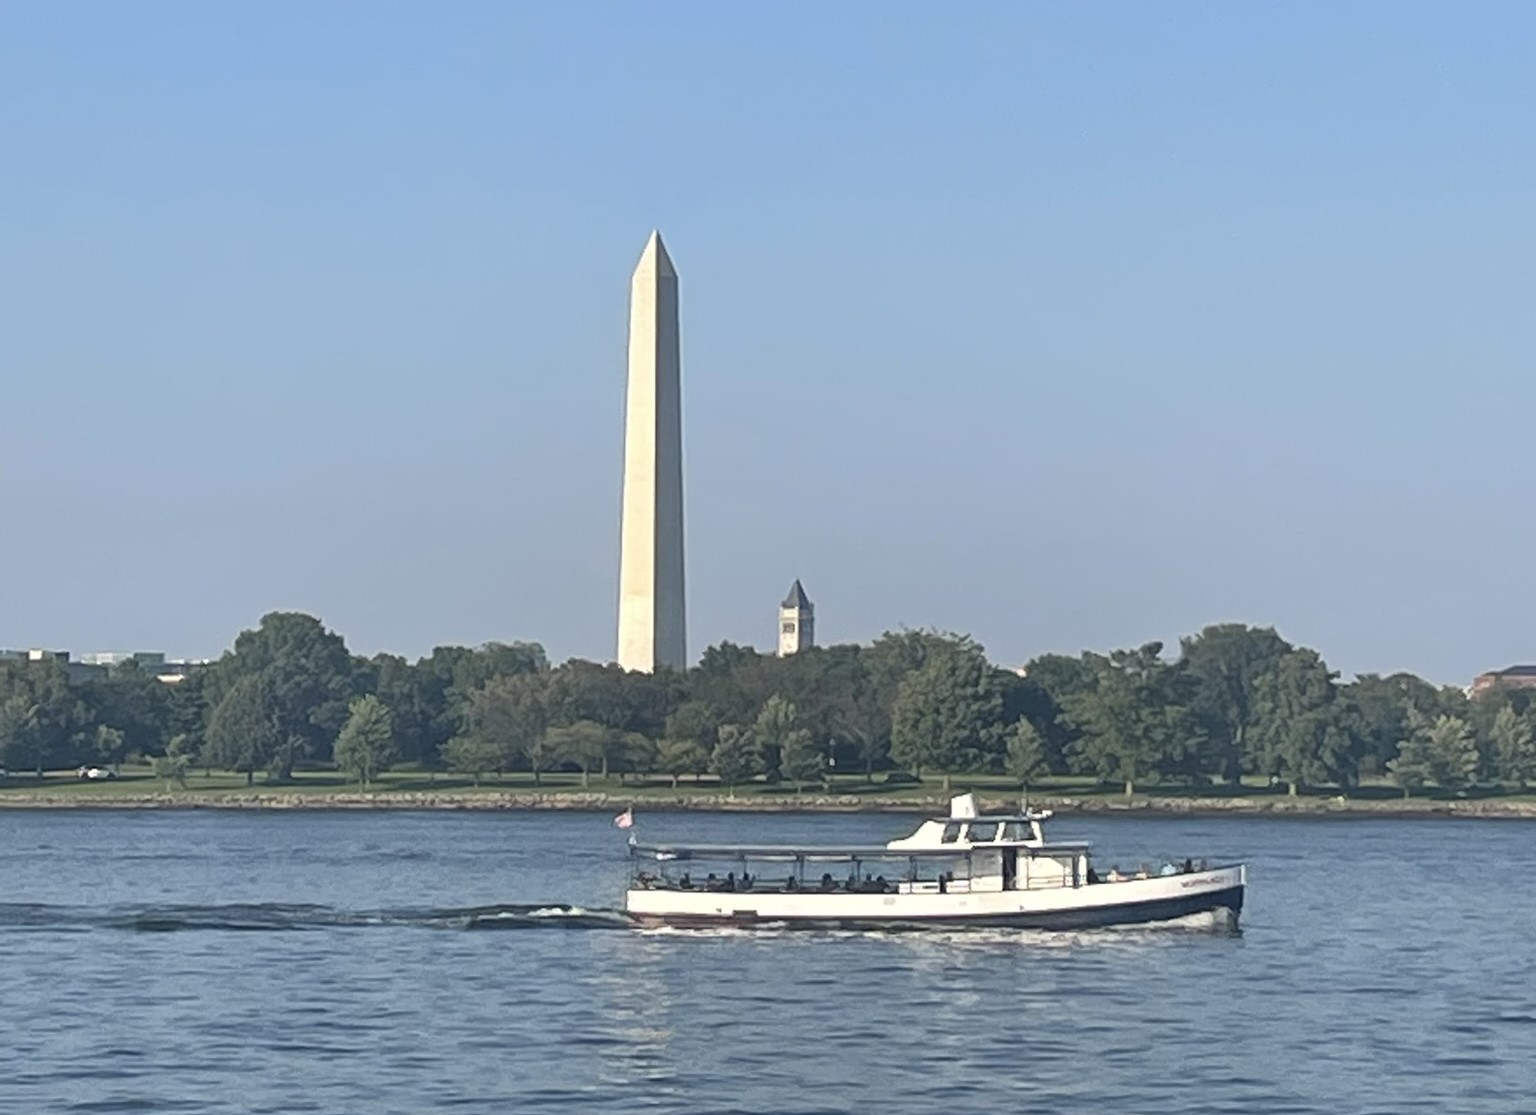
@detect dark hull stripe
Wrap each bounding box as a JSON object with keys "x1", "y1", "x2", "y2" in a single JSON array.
[{"x1": 630, "y1": 885, "x2": 1245, "y2": 932}]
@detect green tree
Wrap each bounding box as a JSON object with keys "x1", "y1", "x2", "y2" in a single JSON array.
[
  {"x1": 441, "y1": 735, "x2": 503, "y2": 786},
  {"x1": 166, "y1": 733, "x2": 200, "y2": 767},
  {"x1": 769, "y1": 645, "x2": 863, "y2": 772},
  {"x1": 1063, "y1": 644, "x2": 1199, "y2": 798},
  {"x1": 656, "y1": 735, "x2": 711, "y2": 789},
  {"x1": 1487, "y1": 705, "x2": 1536, "y2": 789},
  {"x1": 420, "y1": 642, "x2": 550, "y2": 739},
  {"x1": 710, "y1": 723, "x2": 762, "y2": 795},
  {"x1": 827, "y1": 664, "x2": 889, "y2": 781},
  {"x1": 1250, "y1": 649, "x2": 1355, "y2": 794},
  {"x1": 1343, "y1": 672, "x2": 1454, "y2": 778},
  {"x1": 659, "y1": 701, "x2": 724, "y2": 786},
  {"x1": 544, "y1": 665, "x2": 654, "y2": 777},
  {"x1": 866, "y1": 629, "x2": 973, "y2": 691},
  {"x1": 160, "y1": 732, "x2": 200, "y2": 783},
  {"x1": 1017, "y1": 653, "x2": 1099, "y2": 774},
  {"x1": 88, "y1": 659, "x2": 172, "y2": 760},
  {"x1": 334, "y1": 695, "x2": 398, "y2": 787},
  {"x1": 614, "y1": 731, "x2": 657, "y2": 783},
  {"x1": 1005, "y1": 717, "x2": 1048, "y2": 795},
  {"x1": 889, "y1": 642, "x2": 1006, "y2": 790},
  {"x1": 546, "y1": 660, "x2": 637, "y2": 735},
  {"x1": 152, "y1": 751, "x2": 190, "y2": 790},
  {"x1": 1389, "y1": 713, "x2": 1479, "y2": 796},
  {"x1": 211, "y1": 612, "x2": 357, "y2": 778},
  {"x1": 546, "y1": 720, "x2": 610, "y2": 788},
  {"x1": 464, "y1": 674, "x2": 550, "y2": 781},
  {"x1": 690, "y1": 643, "x2": 778, "y2": 727},
  {"x1": 753, "y1": 694, "x2": 801, "y2": 781},
  {"x1": 0, "y1": 660, "x2": 87, "y2": 776},
  {"x1": 779, "y1": 728, "x2": 824, "y2": 793},
  {"x1": 365, "y1": 653, "x2": 431, "y2": 767},
  {"x1": 204, "y1": 675, "x2": 284, "y2": 784},
  {"x1": 666, "y1": 700, "x2": 720, "y2": 746},
  {"x1": 415, "y1": 646, "x2": 481, "y2": 764},
  {"x1": 0, "y1": 695, "x2": 33, "y2": 775},
  {"x1": 1180, "y1": 624, "x2": 1293, "y2": 785},
  {"x1": 163, "y1": 672, "x2": 211, "y2": 773},
  {"x1": 91, "y1": 725, "x2": 127, "y2": 769}
]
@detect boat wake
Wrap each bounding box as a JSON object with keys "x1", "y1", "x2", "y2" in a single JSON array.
[
  {"x1": 0, "y1": 901, "x2": 634, "y2": 934},
  {"x1": 635, "y1": 913, "x2": 1239, "y2": 941}
]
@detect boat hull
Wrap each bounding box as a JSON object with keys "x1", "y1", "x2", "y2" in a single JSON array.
[{"x1": 626, "y1": 867, "x2": 1245, "y2": 932}]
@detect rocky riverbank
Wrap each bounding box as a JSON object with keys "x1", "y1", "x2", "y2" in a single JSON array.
[{"x1": 3, "y1": 789, "x2": 1536, "y2": 817}]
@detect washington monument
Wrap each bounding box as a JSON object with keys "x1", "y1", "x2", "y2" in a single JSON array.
[{"x1": 616, "y1": 231, "x2": 687, "y2": 672}]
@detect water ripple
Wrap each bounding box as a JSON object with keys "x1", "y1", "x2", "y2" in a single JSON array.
[{"x1": 2, "y1": 810, "x2": 1534, "y2": 1114}]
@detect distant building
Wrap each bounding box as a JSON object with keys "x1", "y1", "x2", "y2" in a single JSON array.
[
  {"x1": 1, "y1": 648, "x2": 204, "y2": 685},
  {"x1": 81, "y1": 651, "x2": 167, "y2": 669},
  {"x1": 152, "y1": 660, "x2": 208, "y2": 685},
  {"x1": 0, "y1": 649, "x2": 108, "y2": 683},
  {"x1": 82, "y1": 651, "x2": 207, "y2": 684},
  {"x1": 778, "y1": 580, "x2": 815, "y2": 657},
  {"x1": 1471, "y1": 665, "x2": 1536, "y2": 697}
]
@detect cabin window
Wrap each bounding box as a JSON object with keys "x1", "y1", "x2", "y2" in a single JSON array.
[
  {"x1": 1003, "y1": 821, "x2": 1029, "y2": 841},
  {"x1": 966, "y1": 821, "x2": 998, "y2": 842},
  {"x1": 941, "y1": 823, "x2": 961, "y2": 843}
]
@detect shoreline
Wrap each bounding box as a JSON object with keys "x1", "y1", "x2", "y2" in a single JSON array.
[{"x1": 3, "y1": 790, "x2": 1536, "y2": 819}]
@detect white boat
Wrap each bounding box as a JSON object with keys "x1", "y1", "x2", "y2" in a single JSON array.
[{"x1": 624, "y1": 794, "x2": 1246, "y2": 931}]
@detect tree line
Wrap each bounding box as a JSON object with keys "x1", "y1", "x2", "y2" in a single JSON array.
[{"x1": 2, "y1": 613, "x2": 1534, "y2": 796}]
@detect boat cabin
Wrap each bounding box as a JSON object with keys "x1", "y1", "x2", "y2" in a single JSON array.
[
  {"x1": 884, "y1": 803, "x2": 1047, "y2": 853},
  {"x1": 629, "y1": 795, "x2": 1093, "y2": 897}
]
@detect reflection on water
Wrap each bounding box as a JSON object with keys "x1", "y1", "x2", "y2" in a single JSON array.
[
  {"x1": 0, "y1": 809, "x2": 1532, "y2": 1114},
  {"x1": 594, "y1": 936, "x2": 678, "y2": 1093}
]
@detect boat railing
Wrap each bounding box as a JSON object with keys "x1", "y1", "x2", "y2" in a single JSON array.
[{"x1": 632, "y1": 875, "x2": 904, "y2": 895}]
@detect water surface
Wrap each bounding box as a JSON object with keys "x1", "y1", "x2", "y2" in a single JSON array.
[{"x1": 2, "y1": 809, "x2": 1532, "y2": 1114}]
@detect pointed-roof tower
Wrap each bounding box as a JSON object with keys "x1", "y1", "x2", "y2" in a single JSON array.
[{"x1": 778, "y1": 580, "x2": 814, "y2": 657}]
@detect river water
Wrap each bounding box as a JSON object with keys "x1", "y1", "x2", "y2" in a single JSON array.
[{"x1": 1, "y1": 808, "x2": 1532, "y2": 1114}]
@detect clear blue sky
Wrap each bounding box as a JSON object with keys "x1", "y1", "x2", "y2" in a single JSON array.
[{"x1": 3, "y1": 2, "x2": 1533, "y2": 683}]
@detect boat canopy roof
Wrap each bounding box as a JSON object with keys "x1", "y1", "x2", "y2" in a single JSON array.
[
  {"x1": 629, "y1": 797, "x2": 1089, "y2": 864},
  {"x1": 631, "y1": 841, "x2": 1090, "y2": 862}
]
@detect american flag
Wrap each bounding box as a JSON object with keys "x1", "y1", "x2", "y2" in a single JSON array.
[{"x1": 614, "y1": 806, "x2": 634, "y2": 829}]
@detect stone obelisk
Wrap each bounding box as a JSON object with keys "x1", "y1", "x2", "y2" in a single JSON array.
[{"x1": 616, "y1": 231, "x2": 687, "y2": 672}]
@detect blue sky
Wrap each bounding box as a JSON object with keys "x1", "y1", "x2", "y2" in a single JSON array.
[{"x1": 2, "y1": 2, "x2": 1533, "y2": 683}]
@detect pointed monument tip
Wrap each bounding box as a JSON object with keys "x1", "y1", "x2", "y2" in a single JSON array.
[{"x1": 636, "y1": 229, "x2": 676, "y2": 277}]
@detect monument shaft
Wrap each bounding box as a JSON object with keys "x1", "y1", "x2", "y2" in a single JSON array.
[{"x1": 617, "y1": 232, "x2": 687, "y2": 672}]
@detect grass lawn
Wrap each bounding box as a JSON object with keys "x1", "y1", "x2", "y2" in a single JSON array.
[
  {"x1": 3, "y1": 765, "x2": 1534, "y2": 810},
  {"x1": 0, "y1": 765, "x2": 1005, "y2": 800}
]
